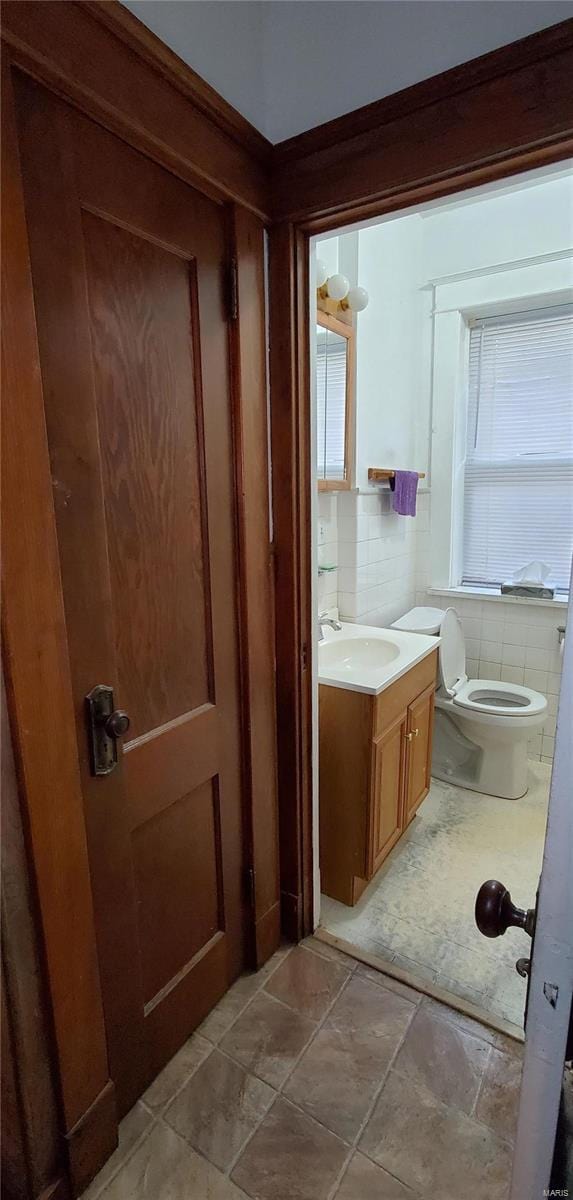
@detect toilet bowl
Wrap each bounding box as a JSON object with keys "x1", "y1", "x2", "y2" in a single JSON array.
[{"x1": 391, "y1": 607, "x2": 547, "y2": 799}]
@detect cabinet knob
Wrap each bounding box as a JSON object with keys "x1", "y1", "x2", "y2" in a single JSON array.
[{"x1": 404, "y1": 731, "x2": 413, "y2": 742}]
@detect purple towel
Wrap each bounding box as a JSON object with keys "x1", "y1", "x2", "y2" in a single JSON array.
[{"x1": 390, "y1": 470, "x2": 418, "y2": 517}]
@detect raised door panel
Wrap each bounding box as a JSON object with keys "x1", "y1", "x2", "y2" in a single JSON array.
[
  {"x1": 404, "y1": 684, "x2": 435, "y2": 827},
  {"x1": 368, "y1": 712, "x2": 407, "y2": 877},
  {"x1": 14, "y1": 75, "x2": 247, "y2": 1112}
]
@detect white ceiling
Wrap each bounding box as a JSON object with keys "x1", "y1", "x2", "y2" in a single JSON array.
[{"x1": 121, "y1": 1, "x2": 573, "y2": 144}]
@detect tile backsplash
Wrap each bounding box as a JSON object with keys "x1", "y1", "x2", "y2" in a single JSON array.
[{"x1": 316, "y1": 487, "x2": 565, "y2": 763}]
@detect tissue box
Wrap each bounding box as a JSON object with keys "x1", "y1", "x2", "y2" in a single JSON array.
[{"x1": 501, "y1": 583, "x2": 555, "y2": 599}]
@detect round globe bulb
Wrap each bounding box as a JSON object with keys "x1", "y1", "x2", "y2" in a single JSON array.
[
  {"x1": 315, "y1": 258, "x2": 328, "y2": 288},
  {"x1": 347, "y1": 286, "x2": 369, "y2": 312},
  {"x1": 326, "y1": 273, "x2": 349, "y2": 301}
]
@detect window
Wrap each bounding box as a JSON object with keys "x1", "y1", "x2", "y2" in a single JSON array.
[{"x1": 463, "y1": 306, "x2": 573, "y2": 593}]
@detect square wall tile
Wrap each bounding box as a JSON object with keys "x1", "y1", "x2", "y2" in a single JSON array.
[
  {"x1": 500, "y1": 665, "x2": 525, "y2": 685},
  {"x1": 523, "y1": 668, "x2": 548, "y2": 692},
  {"x1": 501, "y1": 644, "x2": 525, "y2": 668},
  {"x1": 478, "y1": 662, "x2": 501, "y2": 680},
  {"x1": 480, "y1": 641, "x2": 502, "y2": 663}
]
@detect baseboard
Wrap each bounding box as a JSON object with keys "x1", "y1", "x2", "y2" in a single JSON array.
[
  {"x1": 254, "y1": 900, "x2": 281, "y2": 967},
  {"x1": 64, "y1": 1079, "x2": 117, "y2": 1197}
]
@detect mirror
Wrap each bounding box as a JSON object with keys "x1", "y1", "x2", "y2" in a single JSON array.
[{"x1": 316, "y1": 312, "x2": 354, "y2": 489}]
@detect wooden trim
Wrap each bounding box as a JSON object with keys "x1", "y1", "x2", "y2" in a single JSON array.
[
  {"x1": 269, "y1": 224, "x2": 314, "y2": 941},
  {"x1": 83, "y1": 0, "x2": 271, "y2": 162},
  {"x1": 1, "y1": 58, "x2": 116, "y2": 1194},
  {"x1": 274, "y1": 19, "x2": 573, "y2": 166},
  {"x1": 0, "y1": 1, "x2": 271, "y2": 219},
  {"x1": 1, "y1": 669, "x2": 69, "y2": 1200},
  {"x1": 229, "y1": 206, "x2": 281, "y2": 968},
  {"x1": 269, "y1": 22, "x2": 573, "y2": 939},
  {"x1": 272, "y1": 19, "x2": 573, "y2": 226},
  {"x1": 316, "y1": 310, "x2": 355, "y2": 493}
]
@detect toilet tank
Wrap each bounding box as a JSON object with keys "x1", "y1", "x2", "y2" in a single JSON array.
[{"x1": 391, "y1": 606, "x2": 444, "y2": 635}]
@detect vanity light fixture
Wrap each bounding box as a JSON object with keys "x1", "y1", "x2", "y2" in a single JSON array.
[{"x1": 317, "y1": 269, "x2": 369, "y2": 316}]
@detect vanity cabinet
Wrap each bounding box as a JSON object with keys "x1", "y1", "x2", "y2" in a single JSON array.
[{"x1": 319, "y1": 651, "x2": 436, "y2": 906}]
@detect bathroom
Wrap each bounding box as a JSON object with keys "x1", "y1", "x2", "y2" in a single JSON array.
[{"x1": 313, "y1": 163, "x2": 573, "y2": 1035}]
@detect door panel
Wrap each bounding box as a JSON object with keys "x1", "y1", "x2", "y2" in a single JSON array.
[
  {"x1": 82, "y1": 212, "x2": 213, "y2": 739},
  {"x1": 14, "y1": 74, "x2": 247, "y2": 1114},
  {"x1": 368, "y1": 713, "x2": 406, "y2": 877},
  {"x1": 404, "y1": 684, "x2": 435, "y2": 826}
]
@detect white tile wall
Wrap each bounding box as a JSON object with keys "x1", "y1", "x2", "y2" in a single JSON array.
[
  {"x1": 335, "y1": 488, "x2": 430, "y2": 628},
  {"x1": 317, "y1": 492, "x2": 339, "y2": 615}
]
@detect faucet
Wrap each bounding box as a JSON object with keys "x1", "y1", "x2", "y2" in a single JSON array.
[{"x1": 318, "y1": 611, "x2": 342, "y2": 642}]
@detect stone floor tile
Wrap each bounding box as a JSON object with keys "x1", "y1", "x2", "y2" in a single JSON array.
[
  {"x1": 81, "y1": 1102, "x2": 153, "y2": 1199},
  {"x1": 422, "y1": 995, "x2": 524, "y2": 1053},
  {"x1": 284, "y1": 974, "x2": 415, "y2": 1140},
  {"x1": 199, "y1": 948, "x2": 291, "y2": 1043},
  {"x1": 335, "y1": 1152, "x2": 418, "y2": 1199},
  {"x1": 264, "y1": 945, "x2": 349, "y2": 1021},
  {"x1": 142, "y1": 1032, "x2": 212, "y2": 1112},
  {"x1": 231, "y1": 1096, "x2": 348, "y2": 1200},
  {"x1": 393, "y1": 1002, "x2": 490, "y2": 1114},
  {"x1": 355, "y1": 963, "x2": 422, "y2": 1005},
  {"x1": 220, "y1": 991, "x2": 316, "y2": 1088},
  {"x1": 301, "y1": 935, "x2": 358, "y2": 967},
  {"x1": 96, "y1": 1121, "x2": 248, "y2": 1200},
  {"x1": 360, "y1": 1069, "x2": 513, "y2": 1200},
  {"x1": 475, "y1": 1045, "x2": 522, "y2": 1143},
  {"x1": 165, "y1": 1048, "x2": 275, "y2": 1171}
]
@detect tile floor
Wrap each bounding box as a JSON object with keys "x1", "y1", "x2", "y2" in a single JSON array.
[
  {"x1": 82, "y1": 939, "x2": 521, "y2": 1200},
  {"x1": 321, "y1": 761, "x2": 551, "y2": 1030}
]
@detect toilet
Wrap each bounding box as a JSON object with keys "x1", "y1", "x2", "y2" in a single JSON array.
[{"x1": 391, "y1": 606, "x2": 547, "y2": 800}]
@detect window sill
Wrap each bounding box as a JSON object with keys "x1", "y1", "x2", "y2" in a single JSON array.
[{"x1": 427, "y1": 586, "x2": 569, "y2": 609}]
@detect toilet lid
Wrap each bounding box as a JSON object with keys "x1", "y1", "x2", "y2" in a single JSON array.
[{"x1": 439, "y1": 608, "x2": 467, "y2": 696}]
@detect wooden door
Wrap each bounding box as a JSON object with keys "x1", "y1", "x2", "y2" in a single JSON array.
[
  {"x1": 14, "y1": 75, "x2": 248, "y2": 1114},
  {"x1": 368, "y1": 712, "x2": 407, "y2": 877},
  {"x1": 404, "y1": 684, "x2": 435, "y2": 827}
]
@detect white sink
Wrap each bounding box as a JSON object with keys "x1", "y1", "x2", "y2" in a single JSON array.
[
  {"x1": 318, "y1": 621, "x2": 440, "y2": 695},
  {"x1": 319, "y1": 636, "x2": 400, "y2": 673}
]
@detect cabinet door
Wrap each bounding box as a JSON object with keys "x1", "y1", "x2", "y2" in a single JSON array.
[
  {"x1": 404, "y1": 683, "x2": 435, "y2": 827},
  {"x1": 368, "y1": 712, "x2": 407, "y2": 877}
]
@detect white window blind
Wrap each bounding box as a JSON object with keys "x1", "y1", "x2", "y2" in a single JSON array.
[
  {"x1": 463, "y1": 305, "x2": 573, "y2": 593},
  {"x1": 316, "y1": 328, "x2": 347, "y2": 480}
]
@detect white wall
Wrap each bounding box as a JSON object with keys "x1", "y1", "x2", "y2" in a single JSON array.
[{"x1": 121, "y1": 1, "x2": 573, "y2": 142}]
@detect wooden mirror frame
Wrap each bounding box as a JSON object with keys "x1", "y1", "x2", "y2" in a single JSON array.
[{"x1": 316, "y1": 310, "x2": 355, "y2": 492}]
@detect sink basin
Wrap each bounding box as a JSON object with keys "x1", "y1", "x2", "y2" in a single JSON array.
[
  {"x1": 319, "y1": 637, "x2": 399, "y2": 673},
  {"x1": 317, "y1": 621, "x2": 440, "y2": 695}
]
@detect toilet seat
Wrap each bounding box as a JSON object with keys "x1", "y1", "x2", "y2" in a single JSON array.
[
  {"x1": 436, "y1": 607, "x2": 547, "y2": 720},
  {"x1": 452, "y1": 679, "x2": 547, "y2": 718}
]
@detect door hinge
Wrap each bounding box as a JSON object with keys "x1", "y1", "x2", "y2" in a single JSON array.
[
  {"x1": 244, "y1": 865, "x2": 256, "y2": 908},
  {"x1": 301, "y1": 642, "x2": 308, "y2": 671},
  {"x1": 228, "y1": 257, "x2": 238, "y2": 321}
]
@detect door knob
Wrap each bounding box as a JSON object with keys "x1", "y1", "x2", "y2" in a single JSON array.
[
  {"x1": 85, "y1": 684, "x2": 130, "y2": 777},
  {"x1": 104, "y1": 709, "x2": 130, "y2": 738},
  {"x1": 475, "y1": 879, "x2": 536, "y2": 939}
]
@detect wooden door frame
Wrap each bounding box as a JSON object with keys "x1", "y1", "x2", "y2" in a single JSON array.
[
  {"x1": 268, "y1": 18, "x2": 573, "y2": 941},
  {"x1": 2, "y1": 3, "x2": 278, "y2": 1193}
]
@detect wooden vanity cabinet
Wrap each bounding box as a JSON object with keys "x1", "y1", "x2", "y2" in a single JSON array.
[{"x1": 319, "y1": 651, "x2": 437, "y2": 906}]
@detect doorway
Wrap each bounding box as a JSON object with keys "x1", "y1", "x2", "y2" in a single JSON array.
[{"x1": 311, "y1": 162, "x2": 573, "y2": 1036}]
